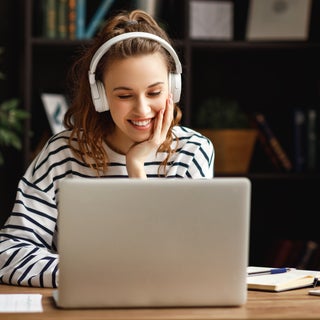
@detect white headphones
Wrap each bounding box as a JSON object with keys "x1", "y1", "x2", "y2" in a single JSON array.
[{"x1": 88, "y1": 32, "x2": 182, "y2": 112}]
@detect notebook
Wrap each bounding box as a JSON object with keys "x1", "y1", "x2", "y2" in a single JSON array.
[
  {"x1": 247, "y1": 266, "x2": 320, "y2": 292},
  {"x1": 53, "y1": 177, "x2": 251, "y2": 308}
]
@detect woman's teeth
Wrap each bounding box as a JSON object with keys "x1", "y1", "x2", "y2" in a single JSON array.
[{"x1": 131, "y1": 119, "x2": 151, "y2": 127}]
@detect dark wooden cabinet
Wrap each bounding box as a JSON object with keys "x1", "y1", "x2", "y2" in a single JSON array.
[{"x1": 10, "y1": 0, "x2": 320, "y2": 266}]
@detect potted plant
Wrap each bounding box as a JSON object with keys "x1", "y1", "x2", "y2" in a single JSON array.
[
  {"x1": 0, "y1": 99, "x2": 29, "y2": 166},
  {"x1": 194, "y1": 97, "x2": 257, "y2": 174}
]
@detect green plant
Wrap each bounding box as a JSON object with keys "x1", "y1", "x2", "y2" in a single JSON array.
[
  {"x1": 0, "y1": 99, "x2": 29, "y2": 166},
  {"x1": 0, "y1": 47, "x2": 29, "y2": 166},
  {"x1": 194, "y1": 97, "x2": 251, "y2": 129}
]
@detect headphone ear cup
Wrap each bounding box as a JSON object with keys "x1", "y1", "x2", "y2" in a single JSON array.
[
  {"x1": 92, "y1": 80, "x2": 109, "y2": 112},
  {"x1": 169, "y1": 73, "x2": 181, "y2": 103}
]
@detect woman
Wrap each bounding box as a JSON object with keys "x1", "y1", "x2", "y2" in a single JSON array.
[{"x1": 0, "y1": 9, "x2": 214, "y2": 288}]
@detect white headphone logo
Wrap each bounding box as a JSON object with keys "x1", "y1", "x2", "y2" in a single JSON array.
[{"x1": 88, "y1": 32, "x2": 182, "y2": 112}]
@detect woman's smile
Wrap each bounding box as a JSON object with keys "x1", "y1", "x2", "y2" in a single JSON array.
[{"x1": 129, "y1": 118, "x2": 154, "y2": 129}]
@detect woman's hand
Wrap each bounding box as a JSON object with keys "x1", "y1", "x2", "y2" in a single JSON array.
[{"x1": 126, "y1": 94, "x2": 174, "y2": 178}]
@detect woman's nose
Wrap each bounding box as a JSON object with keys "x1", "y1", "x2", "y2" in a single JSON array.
[{"x1": 134, "y1": 95, "x2": 151, "y2": 114}]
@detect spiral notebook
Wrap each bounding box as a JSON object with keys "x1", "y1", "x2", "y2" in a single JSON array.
[{"x1": 54, "y1": 177, "x2": 251, "y2": 308}]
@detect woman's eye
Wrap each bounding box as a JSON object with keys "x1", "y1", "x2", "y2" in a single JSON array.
[
  {"x1": 148, "y1": 91, "x2": 161, "y2": 97},
  {"x1": 118, "y1": 94, "x2": 132, "y2": 99}
]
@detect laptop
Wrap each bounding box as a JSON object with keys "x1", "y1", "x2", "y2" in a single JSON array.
[{"x1": 54, "y1": 177, "x2": 251, "y2": 308}]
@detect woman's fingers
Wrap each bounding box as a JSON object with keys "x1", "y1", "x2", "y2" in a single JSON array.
[
  {"x1": 126, "y1": 96, "x2": 174, "y2": 175},
  {"x1": 161, "y1": 94, "x2": 174, "y2": 137},
  {"x1": 152, "y1": 94, "x2": 173, "y2": 143},
  {"x1": 152, "y1": 108, "x2": 165, "y2": 142}
]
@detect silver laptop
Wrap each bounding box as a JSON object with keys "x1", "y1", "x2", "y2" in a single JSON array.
[{"x1": 54, "y1": 177, "x2": 251, "y2": 308}]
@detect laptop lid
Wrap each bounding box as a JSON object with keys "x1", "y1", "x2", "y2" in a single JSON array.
[{"x1": 54, "y1": 177, "x2": 251, "y2": 308}]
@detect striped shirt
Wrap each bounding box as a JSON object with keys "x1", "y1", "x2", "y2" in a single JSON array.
[{"x1": 0, "y1": 126, "x2": 214, "y2": 287}]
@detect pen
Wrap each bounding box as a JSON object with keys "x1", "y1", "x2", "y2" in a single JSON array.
[{"x1": 248, "y1": 268, "x2": 291, "y2": 276}]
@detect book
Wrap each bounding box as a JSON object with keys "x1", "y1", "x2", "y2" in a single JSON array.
[
  {"x1": 265, "y1": 239, "x2": 294, "y2": 268},
  {"x1": 68, "y1": 0, "x2": 77, "y2": 39},
  {"x1": 76, "y1": 0, "x2": 86, "y2": 39},
  {"x1": 293, "y1": 108, "x2": 318, "y2": 172},
  {"x1": 42, "y1": 0, "x2": 58, "y2": 38},
  {"x1": 253, "y1": 113, "x2": 293, "y2": 172},
  {"x1": 264, "y1": 239, "x2": 320, "y2": 270},
  {"x1": 293, "y1": 108, "x2": 307, "y2": 172},
  {"x1": 307, "y1": 244, "x2": 320, "y2": 271},
  {"x1": 285, "y1": 240, "x2": 305, "y2": 268},
  {"x1": 247, "y1": 266, "x2": 320, "y2": 292},
  {"x1": 296, "y1": 240, "x2": 319, "y2": 269},
  {"x1": 57, "y1": 0, "x2": 68, "y2": 39},
  {"x1": 84, "y1": 0, "x2": 115, "y2": 39},
  {"x1": 306, "y1": 108, "x2": 317, "y2": 171}
]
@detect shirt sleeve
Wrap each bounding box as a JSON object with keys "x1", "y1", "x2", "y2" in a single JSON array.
[
  {"x1": 0, "y1": 150, "x2": 59, "y2": 288},
  {"x1": 168, "y1": 127, "x2": 215, "y2": 178},
  {"x1": 186, "y1": 135, "x2": 215, "y2": 178}
]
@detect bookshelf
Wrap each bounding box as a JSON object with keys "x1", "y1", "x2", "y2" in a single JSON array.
[{"x1": 11, "y1": 0, "x2": 320, "y2": 266}]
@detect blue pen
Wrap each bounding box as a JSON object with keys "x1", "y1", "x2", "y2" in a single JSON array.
[{"x1": 248, "y1": 268, "x2": 290, "y2": 276}]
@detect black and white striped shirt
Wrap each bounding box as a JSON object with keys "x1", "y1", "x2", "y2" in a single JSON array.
[{"x1": 0, "y1": 126, "x2": 214, "y2": 287}]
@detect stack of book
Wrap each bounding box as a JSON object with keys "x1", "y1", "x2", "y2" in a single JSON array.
[
  {"x1": 252, "y1": 109, "x2": 319, "y2": 173},
  {"x1": 293, "y1": 108, "x2": 318, "y2": 173},
  {"x1": 41, "y1": 0, "x2": 115, "y2": 40},
  {"x1": 252, "y1": 112, "x2": 293, "y2": 173},
  {"x1": 264, "y1": 239, "x2": 320, "y2": 271}
]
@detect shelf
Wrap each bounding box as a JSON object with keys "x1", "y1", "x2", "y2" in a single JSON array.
[
  {"x1": 247, "y1": 172, "x2": 320, "y2": 180},
  {"x1": 31, "y1": 37, "x2": 92, "y2": 46},
  {"x1": 188, "y1": 40, "x2": 320, "y2": 51}
]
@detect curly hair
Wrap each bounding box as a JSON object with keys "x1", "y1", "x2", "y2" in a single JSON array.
[{"x1": 64, "y1": 10, "x2": 182, "y2": 176}]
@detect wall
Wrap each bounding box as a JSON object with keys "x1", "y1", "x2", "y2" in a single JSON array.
[{"x1": 0, "y1": 1, "x2": 24, "y2": 226}]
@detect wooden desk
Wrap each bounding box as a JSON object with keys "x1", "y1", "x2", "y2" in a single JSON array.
[{"x1": 0, "y1": 285, "x2": 319, "y2": 319}]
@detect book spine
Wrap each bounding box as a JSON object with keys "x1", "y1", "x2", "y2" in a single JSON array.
[
  {"x1": 43, "y1": 0, "x2": 58, "y2": 39},
  {"x1": 76, "y1": 0, "x2": 86, "y2": 39},
  {"x1": 255, "y1": 128, "x2": 282, "y2": 171},
  {"x1": 268, "y1": 239, "x2": 294, "y2": 268},
  {"x1": 308, "y1": 242, "x2": 320, "y2": 270},
  {"x1": 284, "y1": 240, "x2": 305, "y2": 268},
  {"x1": 296, "y1": 240, "x2": 318, "y2": 269},
  {"x1": 307, "y1": 108, "x2": 317, "y2": 172},
  {"x1": 68, "y1": 0, "x2": 77, "y2": 39},
  {"x1": 57, "y1": 0, "x2": 68, "y2": 39},
  {"x1": 84, "y1": 0, "x2": 115, "y2": 39},
  {"x1": 293, "y1": 108, "x2": 307, "y2": 172},
  {"x1": 254, "y1": 113, "x2": 293, "y2": 172}
]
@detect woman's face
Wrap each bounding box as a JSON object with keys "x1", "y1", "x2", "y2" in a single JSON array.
[{"x1": 103, "y1": 52, "x2": 169, "y2": 154}]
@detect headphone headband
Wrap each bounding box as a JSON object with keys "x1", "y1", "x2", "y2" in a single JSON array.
[{"x1": 89, "y1": 32, "x2": 182, "y2": 80}]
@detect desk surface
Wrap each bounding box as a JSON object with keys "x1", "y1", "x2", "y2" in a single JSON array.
[{"x1": 0, "y1": 285, "x2": 319, "y2": 320}]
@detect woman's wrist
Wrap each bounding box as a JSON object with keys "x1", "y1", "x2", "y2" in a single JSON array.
[{"x1": 126, "y1": 158, "x2": 147, "y2": 178}]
